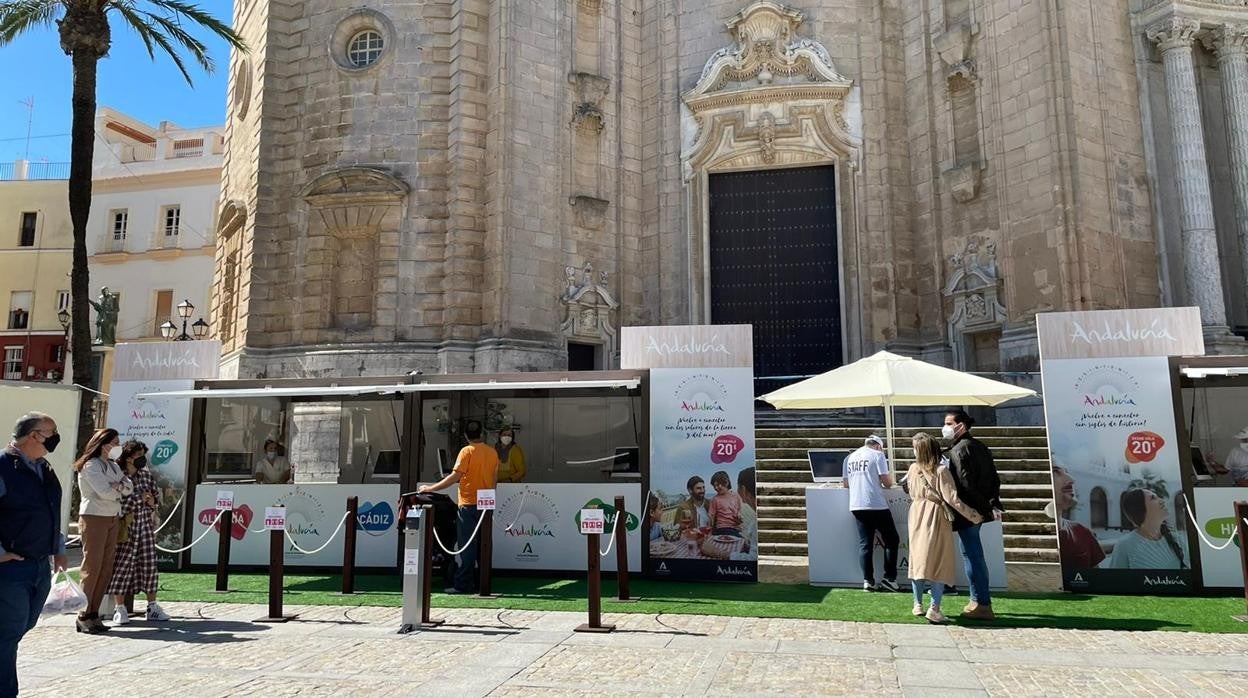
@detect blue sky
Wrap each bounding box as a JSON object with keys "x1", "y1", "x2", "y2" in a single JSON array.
[{"x1": 0, "y1": 5, "x2": 235, "y2": 164}]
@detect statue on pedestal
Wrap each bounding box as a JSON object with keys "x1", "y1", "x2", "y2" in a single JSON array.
[{"x1": 88, "y1": 287, "x2": 120, "y2": 346}]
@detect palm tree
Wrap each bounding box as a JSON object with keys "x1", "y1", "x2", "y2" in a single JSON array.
[
  {"x1": 1128, "y1": 470, "x2": 1170, "y2": 500},
  {"x1": 1, "y1": 1, "x2": 242, "y2": 453}
]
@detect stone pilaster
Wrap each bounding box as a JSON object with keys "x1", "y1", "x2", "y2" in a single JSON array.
[
  {"x1": 1208, "y1": 24, "x2": 1248, "y2": 316},
  {"x1": 1147, "y1": 18, "x2": 1230, "y2": 334}
]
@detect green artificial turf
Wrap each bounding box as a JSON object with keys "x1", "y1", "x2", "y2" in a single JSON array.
[{"x1": 154, "y1": 572, "x2": 1248, "y2": 634}]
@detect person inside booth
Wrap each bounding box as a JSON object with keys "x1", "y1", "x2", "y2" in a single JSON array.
[
  {"x1": 494, "y1": 427, "x2": 527, "y2": 483},
  {"x1": 253, "y1": 439, "x2": 293, "y2": 484}
]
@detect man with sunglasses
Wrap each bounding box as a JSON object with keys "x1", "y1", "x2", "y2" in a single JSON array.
[{"x1": 1, "y1": 412, "x2": 69, "y2": 697}]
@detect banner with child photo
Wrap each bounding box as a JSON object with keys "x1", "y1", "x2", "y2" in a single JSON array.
[{"x1": 621, "y1": 325, "x2": 757, "y2": 583}]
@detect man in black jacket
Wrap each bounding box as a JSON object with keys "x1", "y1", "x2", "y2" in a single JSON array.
[
  {"x1": 1, "y1": 412, "x2": 68, "y2": 697},
  {"x1": 942, "y1": 409, "x2": 1002, "y2": 621}
]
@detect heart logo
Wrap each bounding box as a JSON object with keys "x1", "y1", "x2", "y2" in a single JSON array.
[
  {"x1": 711, "y1": 433, "x2": 745, "y2": 464},
  {"x1": 150, "y1": 439, "x2": 179, "y2": 466},
  {"x1": 1124, "y1": 431, "x2": 1165, "y2": 464},
  {"x1": 199, "y1": 504, "x2": 253, "y2": 540}
]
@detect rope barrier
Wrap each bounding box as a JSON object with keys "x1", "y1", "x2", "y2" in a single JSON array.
[
  {"x1": 599, "y1": 508, "x2": 621, "y2": 557},
  {"x1": 503, "y1": 489, "x2": 530, "y2": 532},
  {"x1": 431, "y1": 508, "x2": 487, "y2": 556},
  {"x1": 283, "y1": 511, "x2": 352, "y2": 555},
  {"x1": 1182, "y1": 499, "x2": 1240, "y2": 551},
  {"x1": 155, "y1": 510, "x2": 225, "y2": 554},
  {"x1": 152, "y1": 495, "x2": 185, "y2": 535}
]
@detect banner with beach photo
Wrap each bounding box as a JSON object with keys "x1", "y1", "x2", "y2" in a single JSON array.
[
  {"x1": 1037, "y1": 309, "x2": 1203, "y2": 595},
  {"x1": 622, "y1": 325, "x2": 757, "y2": 582}
]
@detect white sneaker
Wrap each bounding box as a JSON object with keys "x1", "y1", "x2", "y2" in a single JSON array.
[
  {"x1": 145, "y1": 602, "x2": 171, "y2": 622},
  {"x1": 912, "y1": 603, "x2": 925, "y2": 617},
  {"x1": 862, "y1": 581, "x2": 875, "y2": 592},
  {"x1": 112, "y1": 606, "x2": 130, "y2": 626}
]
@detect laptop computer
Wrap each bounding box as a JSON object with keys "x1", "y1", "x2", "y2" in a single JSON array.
[{"x1": 807, "y1": 449, "x2": 850, "y2": 484}]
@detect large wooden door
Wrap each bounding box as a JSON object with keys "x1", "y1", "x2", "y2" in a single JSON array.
[{"x1": 708, "y1": 165, "x2": 842, "y2": 391}]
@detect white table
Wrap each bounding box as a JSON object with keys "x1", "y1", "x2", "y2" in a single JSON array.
[{"x1": 806, "y1": 486, "x2": 1007, "y2": 589}]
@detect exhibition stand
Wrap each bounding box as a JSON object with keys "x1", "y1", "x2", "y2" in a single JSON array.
[{"x1": 805, "y1": 487, "x2": 1007, "y2": 588}]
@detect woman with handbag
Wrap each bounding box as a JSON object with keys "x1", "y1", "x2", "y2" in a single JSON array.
[
  {"x1": 905, "y1": 433, "x2": 983, "y2": 624},
  {"x1": 106, "y1": 440, "x2": 170, "y2": 624},
  {"x1": 73, "y1": 428, "x2": 132, "y2": 633}
]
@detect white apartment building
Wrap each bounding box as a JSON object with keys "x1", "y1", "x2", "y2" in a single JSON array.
[{"x1": 86, "y1": 108, "x2": 221, "y2": 387}]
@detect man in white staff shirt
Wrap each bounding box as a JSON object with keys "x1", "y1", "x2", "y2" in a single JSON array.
[{"x1": 843, "y1": 435, "x2": 900, "y2": 592}]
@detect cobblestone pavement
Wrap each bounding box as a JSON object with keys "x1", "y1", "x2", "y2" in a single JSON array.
[{"x1": 18, "y1": 602, "x2": 1247, "y2": 697}]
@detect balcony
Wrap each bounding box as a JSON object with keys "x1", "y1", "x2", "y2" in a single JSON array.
[{"x1": 0, "y1": 160, "x2": 70, "y2": 181}]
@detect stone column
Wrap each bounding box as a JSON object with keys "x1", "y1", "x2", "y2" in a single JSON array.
[
  {"x1": 1208, "y1": 24, "x2": 1248, "y2": 314},
  {"x1": 1147, "y1": 18, "x2": 1230, "y2": 331}
]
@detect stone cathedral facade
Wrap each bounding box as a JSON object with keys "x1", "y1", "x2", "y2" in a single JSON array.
[{"x1": 211, "y1": 0, "x2": 1248, "y2": 382}]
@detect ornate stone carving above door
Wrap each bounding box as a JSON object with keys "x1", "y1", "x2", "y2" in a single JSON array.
[
  {"x1": 559, "y1": 262, "x2": 619, "y2": 364},
  {"x1": 682, "y1": 1, "x2": 860, "y2": 177},
  {"x1": 944, "y1": 235, "x2": 1007, "y2": 369},
  {"x1": 680, "y1": 2, "x2": 864, "y2": 335}
]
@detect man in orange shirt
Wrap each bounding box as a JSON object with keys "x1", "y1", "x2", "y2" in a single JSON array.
[{"x1": 419, "y1": 420, "x2": 499, "y2": 593}]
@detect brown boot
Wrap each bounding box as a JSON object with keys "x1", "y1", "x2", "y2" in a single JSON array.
[{"x1": 960, "y1": 604, "x2": 995, "y2": 620}]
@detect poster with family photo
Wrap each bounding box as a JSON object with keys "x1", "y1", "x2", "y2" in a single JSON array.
[
  {"x1": 1040, "y1": 355, "x2": 1192, "y2": 593},
  {"x1": 621, "y1": 324, "x2": 757, "y2": 583},
  {"x1": 646, "y1": 366, "x2": 758, "y2": 582}
]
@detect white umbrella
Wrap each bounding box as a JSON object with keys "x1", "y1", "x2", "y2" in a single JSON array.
[{"x1": 758, "y1": 351, "x2": 1037, "y2": 466}]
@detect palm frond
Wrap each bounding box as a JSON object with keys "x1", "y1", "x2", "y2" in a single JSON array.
[
  {"x1": 104, "y1": 0, "x2": 245, "y2": 84},
  {"x1": 0, "y1": 0, "x2": 62, "y2": 45}
]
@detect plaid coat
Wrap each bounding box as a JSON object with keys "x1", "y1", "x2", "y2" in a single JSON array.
[{"x1": 107, "y1": 468, "x2": 160, "y2": 596}]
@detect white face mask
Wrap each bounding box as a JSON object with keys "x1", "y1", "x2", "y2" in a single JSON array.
[
  {"x1": 941, "y1": 425, "x2": 957, "y2": 440},
  {"x1": 265, "y1": 451, "x2": 277, "y2": 461},
  {"x1": 500, "y1": 436, "x2": 513, "y2": 446},
  {"x1": 108, "y1": 446, "x2": 123, "y2": 461},
  {"x1": 1239, "y1": 442, "x2": 1248, "y2": 452}
]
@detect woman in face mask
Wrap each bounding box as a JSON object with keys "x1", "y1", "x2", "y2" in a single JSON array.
[
  {"x1": 254, "y1": 439, "x2": 293, "y2": 484},
  {"x1": 72, "y1": 428, "x2": 133, "y2": 633},
  {"x1": 106, "y1": 440, "x2": 170, "y2": 625},
  {"x1": 1226, "y1": 427, "x2": 1248, "y2": 487},
  {"x1": 494, "y1": 427, "x2": 527, "y2": 483}
]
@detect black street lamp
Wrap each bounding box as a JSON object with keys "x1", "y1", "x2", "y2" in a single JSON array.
[{"x1": 162, "y1": 298, "x2": 209, "y2": 342}]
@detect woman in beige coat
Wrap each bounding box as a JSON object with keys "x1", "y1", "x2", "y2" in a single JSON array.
[
  {"x1": 73, "y1": 428, "x2": 132, "y2": 633},
  {"x1": 906, "y1": 433, "x2": 982, "y2": 624}
]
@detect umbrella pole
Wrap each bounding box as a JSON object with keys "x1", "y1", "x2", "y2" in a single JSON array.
[{"x1": 885, "y1": 402, "x2": 896, "y2": 476}]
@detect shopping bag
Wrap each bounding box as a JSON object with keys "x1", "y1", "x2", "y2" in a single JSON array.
[{"x1": 42, "y1": 571, "x2": 88, "y2": 617}]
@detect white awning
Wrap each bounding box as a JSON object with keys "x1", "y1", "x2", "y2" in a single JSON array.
[
  {"x1": 136, "y1": 378, "x2": 641, "y2": 400},
  {"x1": 1180, "y1": 366, "x2": 1248, "y2": 379}
]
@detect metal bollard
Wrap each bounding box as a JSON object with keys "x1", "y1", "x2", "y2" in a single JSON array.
[
  {"x1": 477, "y1": 509, "x2": 498, "y2": 597},
  {"x1": 421, "y1": 503, "x2": 445, "y2": 628},
  {"x1": 342, "y1": 496, "x2": 359, "y2": 595},
  {"x1": 256, "y1": 528, "x2": 295, "y2": 623},
  {"x1": 1235, "y1": 501, "x2": 1248, "y2": 622},
  {"x1": 574, "y1": 531, "x2": 615, "y2": 633},
  {"x1": 214, "y1": 509, "x2": 233, "y2": 593},
  {"x1": 613, "y1": 495, "x2": 635, "y2": 602}
]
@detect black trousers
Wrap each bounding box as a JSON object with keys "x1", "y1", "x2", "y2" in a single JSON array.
[{"x1": 852, "y1": 508, "x2": 900, "y2": 584}]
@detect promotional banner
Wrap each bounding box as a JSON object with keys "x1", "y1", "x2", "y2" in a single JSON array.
[
  {"x1": 805, "y1": 487, "x2": 1007, "y2": 588},
  {"x1": 1192, "y1": 488, "x2": 1248, "y2": 589},
  {"x1": 107, "y1": 341, "x2": 220, "y2": 566},
  {"x1": 491, "y1": 483, "x2": 641, "y2": 572},
  {"x1": 1038, "y1": 308, "x2": 1201, "y2": 594},
  {"x1": 190, "y1": 484, "x2": 398, "y2": 567},
  {"x1": 623, "y1": 325, "x2": 757, "y2": 583}
]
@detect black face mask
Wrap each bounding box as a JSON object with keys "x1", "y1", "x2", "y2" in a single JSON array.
[
  {"x1": 133, "y1": 456, "x2": 148, "y2": 469},
  {"x1": 41, "y1": 432, "x2": 61, "y2": 454}
]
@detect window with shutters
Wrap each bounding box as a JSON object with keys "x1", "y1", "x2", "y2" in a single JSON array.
[
  {"x1": 8, "y1": 291, "x2": 32, "y2": 330},
  {"x1": 153, "y1": 290, "x2": 174, "y2": 336},
  {"x1": 19, "y1": 212, "x2": 37, "y2": 247}
]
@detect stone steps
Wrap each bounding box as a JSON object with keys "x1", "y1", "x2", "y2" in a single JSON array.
[{"x1": 753, "y1": 420, "x2": 1055, "y2": 559}]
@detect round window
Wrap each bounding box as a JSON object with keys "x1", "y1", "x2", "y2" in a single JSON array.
[{"x1": 347, "y1": 30, "x2": 384, "y2": 68}]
